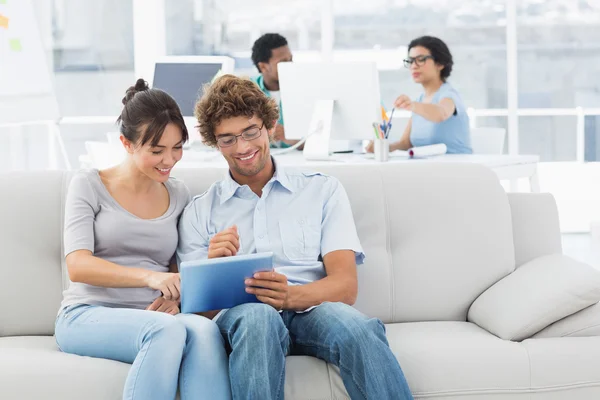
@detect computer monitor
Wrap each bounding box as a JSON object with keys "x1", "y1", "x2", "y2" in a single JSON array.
[
  {"x1": 152, "y1": 56, "x2": 235, "y2": 145},
  {"x1": 152, "y1": 56, "x2": 235, "y2": 117},
  {"x1": 278, "y1": 62, "x2": 381, "y2": 157}
]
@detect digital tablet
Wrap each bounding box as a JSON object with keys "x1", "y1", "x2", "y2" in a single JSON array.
[{"x1": 179, "y1": 252, "x2": 273, "y2": 313}]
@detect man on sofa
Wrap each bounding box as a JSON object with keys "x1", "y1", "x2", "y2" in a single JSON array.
[{"x1": 177, "y1": 75, "x2": 413, "y2": 400}]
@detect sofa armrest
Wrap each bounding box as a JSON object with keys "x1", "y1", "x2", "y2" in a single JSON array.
[
  {"x1": 467, "y1": 254, "x2": 600, "y2": 342},
  {"x1": 507, "y1": 193, "x2": 562, "y2": 268}
]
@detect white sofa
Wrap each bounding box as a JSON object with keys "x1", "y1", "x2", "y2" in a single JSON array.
[{"x1": 2, "y1": 162, "x2": 600, "y2": 400}]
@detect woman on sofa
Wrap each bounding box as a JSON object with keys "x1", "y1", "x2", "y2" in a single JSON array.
[
  {"x1": 55, "y1": 79, "x2": 231, "y2": 400},
  {"x1": 367, "y1": 36, "x2": 472, "y2": 154}
]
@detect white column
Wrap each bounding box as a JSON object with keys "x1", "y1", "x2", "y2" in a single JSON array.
[
  {"x1": 467, "y1": 107, "x2": 476, "y2": 129},
  {"x1": 297, "y1": 18, "x2": 310, "y2": 51},
  {"x1": 47, "y1": 123, "x2": 58, "y2": 170},
  {"x1": 9, "y1": 126, "x2": 25, "y2": 171},
  {"x1": 576, "y1": 106, "x2": 585, "y2": 163},
  {"x1": 133, "y1": 0, "x2": 166, "y2": 82},
  {"x1": 506, "y1": 0, "x2": 519, "y2": 156},
  {"x1": 320, "y1": 0, "x2": 334, "y2": 62},
  {"x1": 32, "y1": 0, "x2": 54, "y2": 67},
  {"x1": 32, "y1": 0, "x2": 56, "y2": 171}
]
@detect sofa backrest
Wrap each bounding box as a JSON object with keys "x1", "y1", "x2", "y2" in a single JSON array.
[
  {"x1": 0, "y1": 162, "x2": 519, "y2": 336},
  {"x1": 172, "y1": 162, "x2": 517, "y2": 323},
  {"x1": 0, "y1": 171, "x2": 65, "y2": 336}
]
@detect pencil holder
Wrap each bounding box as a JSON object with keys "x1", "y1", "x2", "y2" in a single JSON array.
[{"x1": 374, "y1": 138, "x2": 389, "y2": 162}]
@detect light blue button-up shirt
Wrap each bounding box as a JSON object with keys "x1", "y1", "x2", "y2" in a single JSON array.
[{"x1": 177, "y1": 159, "x2": 365, "y2": 286}]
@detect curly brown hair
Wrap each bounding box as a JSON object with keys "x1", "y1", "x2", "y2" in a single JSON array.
[{"x1": 194, "y1": 74, "x2": 279, "y2": 147}]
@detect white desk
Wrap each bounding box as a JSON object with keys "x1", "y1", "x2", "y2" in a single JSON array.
[{"x1": 176, "y1": 151, "x2": 541, "y2": 192}]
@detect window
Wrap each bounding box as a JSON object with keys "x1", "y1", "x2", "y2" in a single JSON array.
[
  {"x1": 517, "y1": 0, "x2": 600, "y2": 161},
  {"x1": 333, "y1": 0, "x2": 508, "y2": 108}
]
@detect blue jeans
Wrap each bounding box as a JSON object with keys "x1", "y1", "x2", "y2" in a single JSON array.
[
  {"x1": 55, "y1": 304, "x2": 232, "y2": 400},
  {"x1": 216, "y1": 302, "x2": 413, "y2": 400}
]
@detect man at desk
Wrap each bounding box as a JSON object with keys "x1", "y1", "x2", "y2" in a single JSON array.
[
  {"x1": 250, "y1": 33, "x2": 299, "y2": 149},
  {"x1": 177, "y1": 75, "x2": 413, "y2": 400}
]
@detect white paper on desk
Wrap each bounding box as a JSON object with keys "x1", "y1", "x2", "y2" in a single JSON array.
[
  {"x1": 390, "y1": 150, "x2": 409, "y2": 157},
  {"x1": 408, "y1": 144, "x2": 447, "y2": 158}
]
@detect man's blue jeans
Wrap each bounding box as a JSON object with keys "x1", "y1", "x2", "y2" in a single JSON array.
[{"x1": 216, "y1": 302, "x2": 413, "y2": 400}]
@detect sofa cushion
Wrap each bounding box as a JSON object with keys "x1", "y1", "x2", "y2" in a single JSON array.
[
  {"x1": 284, "y1": 356, "x2": 348, "y2": 400},
  {"x1": 522, "y1": 336, "x2": 600, "y2": 396},
  {"x1": 534, "y1": 301, "x2": 600, "y2": 339},
  {"x1": 3, "y1": 327, "x2": 600, "y2": 400},
  {"x1": 467, "y1": 254, "x2": 600, "y2": 341},
  {"x1": 0, "y1": 336, "x2": 128, "y2": 400},
  {"x1": 0, "y1": 336, "x2": 350, "y2": 400},
  {"x1": 388, "y1": 321, "x2": 530, "y2": 398},
  {"x1": 387, "y1": 321, "x2": 600, "y2": 399}
]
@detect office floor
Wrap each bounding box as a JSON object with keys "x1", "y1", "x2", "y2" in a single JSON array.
[{"x1": 562, "y1": 233, "x2": 600, "y2": 268}]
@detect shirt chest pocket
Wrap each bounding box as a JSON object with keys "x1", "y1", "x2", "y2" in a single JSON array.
[{"x1": 279, "y1": 216, "x2": 321, "y2": 261}]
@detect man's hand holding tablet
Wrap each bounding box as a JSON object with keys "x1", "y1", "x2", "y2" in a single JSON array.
[{"x1": 245, "y1": 271, "x2": 289, "y2": 311}]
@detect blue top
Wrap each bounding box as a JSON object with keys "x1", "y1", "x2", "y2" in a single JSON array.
[
  {"x1": 176, "y1": 159, "x2": 365, "y2": 287},
  {"x1": 410, "y1": 83, "x2": 472, "y2": 154}
]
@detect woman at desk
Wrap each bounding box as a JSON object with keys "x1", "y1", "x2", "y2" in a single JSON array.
[{"x1": 368, "y1": 36, "x2": 472, "y2": 154}]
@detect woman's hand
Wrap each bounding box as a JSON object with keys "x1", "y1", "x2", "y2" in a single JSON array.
[
  {"x1": 146, "y1": 297, "x2": 180, "y2": 315},
  {"x1": 145, "y1": 272, "x2": 181, "y2": 301},
  {"x1": 394, "y1": 94, "x2": 413, "y2": 111}
]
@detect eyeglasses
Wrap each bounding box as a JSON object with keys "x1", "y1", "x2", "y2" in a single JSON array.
[
  {"x1": 216, "y1": 123, "x2": 264, "y2": 148},
  {"x1": 403, "y1": 55, "x2": 434, "y2": 68}
]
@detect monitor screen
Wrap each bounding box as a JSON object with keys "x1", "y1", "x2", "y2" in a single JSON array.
[{"x1": 152, "y1": 63, "x2": 223, "y2": 117}]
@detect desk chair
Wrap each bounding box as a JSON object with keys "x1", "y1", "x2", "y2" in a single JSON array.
[{"x1": 471, "y1": 127, "x2": 506, "y2": 154}]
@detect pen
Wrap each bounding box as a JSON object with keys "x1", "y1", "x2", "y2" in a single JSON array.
[
  {"x1": 384, "y1": 107, "x2": 395, "y2": 138},
  {"x1": 388, "y1": 107, "x2": 395, "y2": 124},
  {"x1": 377, "y1": 124, "x2": 384, "y2": 139},
  {"x1": 372, "y1": 123, "x2": 380, "y2": 139}
]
